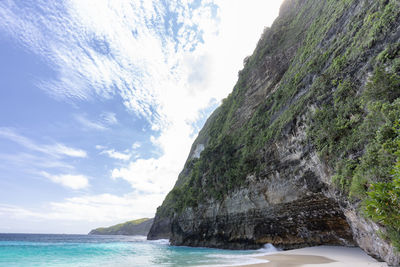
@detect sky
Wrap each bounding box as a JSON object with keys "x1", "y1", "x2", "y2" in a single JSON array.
[{"x1": 0, "y1": 0, "x2": 284, "y2": 234}]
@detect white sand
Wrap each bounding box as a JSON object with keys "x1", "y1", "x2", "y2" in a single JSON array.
[{"x1": 239, "y1": 246, "x2": 388, "y2": 267}]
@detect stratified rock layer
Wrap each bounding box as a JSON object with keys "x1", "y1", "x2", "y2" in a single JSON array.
[{"x1": 171, "y1": 194, "x2": 354, "y2": 249}]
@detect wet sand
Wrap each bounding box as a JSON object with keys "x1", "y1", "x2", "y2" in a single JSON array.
[{"x1": 239, "y1": 246, "x2": 388, "y2": 267}]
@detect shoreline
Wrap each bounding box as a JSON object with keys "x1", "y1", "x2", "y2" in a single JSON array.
[{"x1": 238, "y1": 246, "x2": 388, "y2": 267}]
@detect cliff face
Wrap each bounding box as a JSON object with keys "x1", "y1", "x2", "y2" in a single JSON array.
[
  {"x1": 89, "y1": 218, "x2": 153, "y2": 236},
  {"x1": 148, "y1": 0, "x2": 400, "y2": 265}
]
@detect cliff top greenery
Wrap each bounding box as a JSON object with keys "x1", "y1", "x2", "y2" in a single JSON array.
[{"x1": 91, "y1": 218, "x2": 151, "y2": 234}]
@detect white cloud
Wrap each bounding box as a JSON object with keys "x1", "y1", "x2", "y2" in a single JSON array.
[
  {"x1": 98, "y1": 143, "x2": 142, "y2": 161},
  {"x1": 50, "y1": 144, "x2": 88, "y2": 158},
  {"x1": 0, "y1": 204, "x2": 48, "y2": 220},
  {"x1": 132, "y1": 142, "x2": 141, "y2": 149},
  {"x1": 47, "y1": 193, "x2": 162, "y2": 222},
  {"x1": 111, "y1": 119, "x2": 196, "y2": 195},
  {"x1": 112, "y1": 157, "x2": 173, "y2": 194},
  {"x1": 101, "y1": 112, "x2": 118, "y2": 125},
  {"x1": 75, "y1": 114, "x2": 108, "y2": 131},
  {"x1": 95, "y1": 145, "x2": 106, "y2": 150},
  {"x1": 0, "y1": 153, "x2": 74, "y2": 170},
  {"x1": 96, "y1": 143, "x2": 140, "y2": 161},
  {"x1": 41, "y1": 171, "x2": 89, "y2": 190},
  {"x1": 0, "y1": 127, "x2": 87, "y2": 158},
  {"x1": 101, "y1": 149, "x2": 131, "y2": 161},
  {"x1": 0, "y1": 192, "x2": 164, "y2": 233},
  {"x1": 74, "y1": 112, "x2": 118, "y2": 130}
]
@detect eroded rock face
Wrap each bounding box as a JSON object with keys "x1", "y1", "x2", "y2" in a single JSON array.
[
  {"x1": 171, "y1": 194, "x2": 354, "y2": 249},
  {"x1": 147, "y1": 217, "x2": 171, "y2": 240},
  {"x1": 345, "y1": 209, "x2": 400, "y2": 266}
]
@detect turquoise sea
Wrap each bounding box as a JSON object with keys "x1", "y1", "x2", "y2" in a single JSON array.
[{"x1": 0, "y1": 234, "x2": 276, "y2": 267}]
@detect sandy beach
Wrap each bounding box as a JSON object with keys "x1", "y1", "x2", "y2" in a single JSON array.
[{"x1": 241, "y1": 246, "x2": 388, "y2": 267}]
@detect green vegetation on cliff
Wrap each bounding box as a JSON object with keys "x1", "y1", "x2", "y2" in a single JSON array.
[
  {"x1": 309, "y1": 58, "x2": 400, "y2": 248},
  {"x1": 89, "y1": 218, "x2": 153, "y2": 235},
  {"x1": 364, "y1": 123, "x2": 400, "y2": 251},
  {"x1": 155, "y1": 0, "x2": 400, "y2": 250}
]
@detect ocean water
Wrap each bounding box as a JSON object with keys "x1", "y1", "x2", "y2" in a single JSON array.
[{"x1": 0, "y1": 234, "x2": 277, "y2": 267}]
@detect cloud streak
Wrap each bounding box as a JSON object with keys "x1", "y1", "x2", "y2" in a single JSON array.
[
  {"x1": 0, "y1": 153, "x2": 74, "y2": 171},
  {"x1": 0, "y1": 127, "x2": 87, "y2": 158},
  {"x1": 101, "y1": 149, "x2": 131, "y2": 161},
  {"x1": 41, "y1": 171, "x2": 89, "y2": 190},
  {"x1": 101, "y1": 112, "x2": 118, "y2": 125},
  {"x1": 75, "y1": 114, "x2": 108, "y2": 131},
  {"x1": 0, "y1": 191, "x2": 164, "y2": 223}
]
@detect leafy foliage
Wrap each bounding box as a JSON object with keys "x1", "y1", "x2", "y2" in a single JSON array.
[
  {"x1": 364, "y1": 176, "x2": 400, "y2": 250},
  {"x1": 364, "y1": 67, "x2": 400, "y2": 103},
  {"x1": 364, "y1": 122, "x2": 400, "y2": 250},
  {"x1": 309, "y1": 68, "x2": 400, "y2": 198}
]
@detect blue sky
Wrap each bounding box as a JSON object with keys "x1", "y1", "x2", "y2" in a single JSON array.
[{"x1": 0, "y1": 0, "x2": 283, "y2": 234}]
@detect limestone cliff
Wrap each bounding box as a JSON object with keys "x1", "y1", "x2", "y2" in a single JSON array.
[{"x1": 148, "y1": 0, "x2": 400, "y2": 265}]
